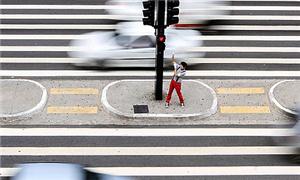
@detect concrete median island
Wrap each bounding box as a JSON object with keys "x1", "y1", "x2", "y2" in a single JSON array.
[
  {"x1": 0, "y1": 79, "x2": 48, "y2": 119},
  {"x1": 101, "y1": 80, "x2": 217, "y2": 120},
  {"x1": 269, "y1": 80, "x2": 300, "y2": 117}
]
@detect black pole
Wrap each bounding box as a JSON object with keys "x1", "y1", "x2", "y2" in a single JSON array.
[{"x1": 155, "y1": 0, "x2": 165, "y2": 100}]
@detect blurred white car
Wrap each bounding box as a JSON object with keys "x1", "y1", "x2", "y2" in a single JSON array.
[
  {"x1": 69, "y1": 22, "x2": 203, "y2": 68},
  {"x1": 12, "y1": 163, "x2": 130, "y2": 180},
  {"x1": 106, "y1": 0, "x2": 230, "y2": 26}
]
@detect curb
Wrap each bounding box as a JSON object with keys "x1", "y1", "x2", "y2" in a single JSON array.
[
  {"x1": 269, "y1": 80, "x2": 297, "y2": 117},
  {"x1": 0, "y1": 79, "x2": 48, "y2": 119},
  {"x1": 101, "y1": 79, "x2": 218, "y2": 119}
]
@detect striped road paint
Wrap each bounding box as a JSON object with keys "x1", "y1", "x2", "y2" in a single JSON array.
[
  {"x1": 3, "y1": 14, "x2": 300, "y2": 21},
  {"x1": 50, "y1": 88, "x2": 99, "y2": 95},
  {"x1": 220, "y1": 106, "x2": 271, "y2": 114},
  {"x1": 217, "y1": 88, "x2": 265, "y2": 94},
  {"x1": 209, "y1": 25, "x2": 300, "y2": 31},
  {"x1": 47, "y1": 106, "x2": 98, "y2": 114},
  {"x1": 2, "y1": 24, "x2": 300, "y2": 31},
  {"x1": 0, "y1": 24, "x2": 117, "y2": 29},
  {"x1": 2, "y1": 166, "x2": 300, "y2": 177},
  {"x1": 3, "y1": 35, "x2": 300, "y2": 41},
  {"x1": 0, "y1": 146, "x2": 297, "y2": 156},
  {"x1": 3, "y1": 46, "x2": 300, "y2": 52},
  {"x1": 2, "y1": 5, "x2": 300, "y2": 11},
  {"x1": 2, "y1": 70, "x2": 300, "y2": 78},
  {"x1": 0, "y1": 128, "x2": 293, "y2": 137},
  {"x1": 2, "y1": 58, "x2": 300, "y2": 64}
]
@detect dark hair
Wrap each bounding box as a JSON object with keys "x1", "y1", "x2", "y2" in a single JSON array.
[{"x1": 181, "y1": 62, "x2": 187, "y2": 69}]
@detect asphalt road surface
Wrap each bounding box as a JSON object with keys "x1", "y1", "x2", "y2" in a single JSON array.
[
  {"x1": 2, "y1": 1, "x2": 300, "y2": 179},
  {"x1": 1, "y1": 125, "x2": 300, "y2": 180},
  {"x1": 2, "y1": 0, "x2": 300, "y2": 72}
]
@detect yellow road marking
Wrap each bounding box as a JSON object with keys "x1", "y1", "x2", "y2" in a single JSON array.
[
  {"x1": 217, "y1": 87, "x2": 265, "y2": 94},
  {"x1": 220, "y1": 106, "x2": 270, "y2": 114},
  {"x1": 47, "y1": 106, "x2": 98, "y2": 114},
  {"x1": 50, "y1": 88, "x2": 99, "y2": 95}
]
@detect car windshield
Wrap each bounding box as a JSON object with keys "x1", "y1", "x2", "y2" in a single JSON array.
[
  {"x1": 115, "y1": 35, "x2": 131, "y2": 47},
  {"x1": 131, "y1": 36, "x2": 155, "y2": 48}
]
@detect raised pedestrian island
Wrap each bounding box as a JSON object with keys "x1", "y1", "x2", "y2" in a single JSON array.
[
  {"x1": 269, "y1": 80, "x2": 300, "y2": 117},
  {"x1": 0, "y1": 79, "x2": 48, "y2": 119},
  {"x1": 101, "y1": 80, "x2": 217, "y2": 120}
]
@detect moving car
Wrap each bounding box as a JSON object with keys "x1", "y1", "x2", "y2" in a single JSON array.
[
  {"x1": 105, "y1": 0, "x2": 230, "y2": 26},
  {"x1": 69, "y1": 22, "x2": 203, "y2": 68},
  {"x1": 11, "y1": 163, "x2": 129, "y2": 180}
]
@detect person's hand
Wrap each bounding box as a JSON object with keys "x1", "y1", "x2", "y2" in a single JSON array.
[{"x1": 172, "y1": 54, "x2": 176, "y2": 64}]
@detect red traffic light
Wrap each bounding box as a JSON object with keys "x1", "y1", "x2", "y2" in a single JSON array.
[{"x1": 158, "y1": 36, "x2": 166, "y2": 42}]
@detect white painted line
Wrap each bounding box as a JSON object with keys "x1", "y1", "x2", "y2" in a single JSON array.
[
  {"x1": 0, "y1": 5, "x2": 123, "y2": 10},
  {"x1": 0, "y1": 35, "x2": 81, "y2": 40},
  {"x1": 0, "y1": 14, "x2": 139, "y2": 20},
  {"x1": 4, "y1": 35, "x2": 300, "y2": 41},
  {"x1": 2, "y1": 13, "x2": 300, "y2": 21},
  {"x1": 187, "y1": 15, "x2": 300, "y2": 21},
  {"x1": 2, "y1": 5, "x2": 300, "y2": 11},
  {"x1": 0, "y1": 79, "x2": 48, "y2": 118},
  {"x1": 209, "y1": 6, "x2": 300, "y2": 11},
  {"x1": 269, "y1": 80, "x2": 298, "y2": 116},
  {"x1": 2, "y1": 58, "x2": 300, "y2": 64},
  {"x1": 0, "y1": 24, "x2": 117, "y2": 29},
  {"x1": 4, "y1": 14, "x2": 300, "y2": 21},
  {"x1": 3, "y1": 166, "x2": 300, "y2": 177},
  {"x1": 210, "y1": 25, "x2": 300, "y2": 31},
  {"x1": 0, "y1": 146, "x2": 297, "y2": 156},
  {"x1": 0, "y1": 128, "x2": 292, "y2": 137},
  {"x1": 0, "y1": 58, "x2": 82, "y2": 63},
  {"x1": 87, "y1": 166, "x2": 300, "y2": 176},
  {"x1": 101, "y1": 80, "x2": 217, "y2": 119},
  {"x1": 0, "y1": 46, "x2": 77, "y2": 51},
  {"x1": 196, "y1": 36, "x2": 300, "y2": 41},
  {"x1": 2, "y1": 24, "x2": 300, "y2": 31},
  {"x1": 228, "y1": 0, "x2": 300, "y2": 1},
  {"x1": 2, "y1": 46, "x2": 300, "y2": 52},
  {"x1": 189, "y1": 47, "x2": 300, "y2": 53},
  {"x1": 189, "y1": 58, "x2": 300, "y2": 64},
  {"x1": 2, "y1": 70, "x2": 300, "y2": 78}
]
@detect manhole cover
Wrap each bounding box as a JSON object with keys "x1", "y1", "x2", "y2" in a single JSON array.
[{"x1": 133, "y1": 105, "x2": 149, "y2": 114}]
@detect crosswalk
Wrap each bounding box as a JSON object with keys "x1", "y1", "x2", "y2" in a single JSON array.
[
  {"x1": 1, "y1": 127, "x2": 299, "y2": 179},
  {"x1": 1, "y1": 0, "x2": 300, "y2": 74}
]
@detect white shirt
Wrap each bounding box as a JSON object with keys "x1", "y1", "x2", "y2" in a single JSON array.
[{"x1": 172, "y1": 63, "x2": 186, "y2": 83}]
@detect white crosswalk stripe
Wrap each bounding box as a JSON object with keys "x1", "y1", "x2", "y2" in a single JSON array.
[
  {"x1": 2, "y1": 1, "x2": 300, "y2": 75},
  {"x1": 0, "y1": 128, "x2": 292, "y2": 136},
  {"x1": 2, "y1": 166, "x2": 300, "y2": 177},
  {"x1": 0, "y1": 146, "x2": 297, "y2": 156},
  {"x1": 2, "y1": 70, "x2": 300, "y2": 77},
  {"x1": 1, "y1": 127, "x2": 300, "y2": 178}
]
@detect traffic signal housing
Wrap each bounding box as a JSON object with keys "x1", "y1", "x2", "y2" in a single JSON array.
[
  {"x1": 142, "y1": 0, "x2": 155, "y2": 27},
  {"x1": 167, "y1": 0, "x2": 180, "y2": 26}
]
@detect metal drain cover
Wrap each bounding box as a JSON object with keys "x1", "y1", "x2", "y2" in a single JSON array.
[{"x1": 133, "y1": 105, "x2": 149, "y2": 114}]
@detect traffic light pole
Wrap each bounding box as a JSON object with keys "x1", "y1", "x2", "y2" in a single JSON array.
[
  {"x1": 155, "y1": 0, "x2": 165, "y2": 100},
  {"x1": 143, "y1": 0, "x2": 179, "y2": 100}
]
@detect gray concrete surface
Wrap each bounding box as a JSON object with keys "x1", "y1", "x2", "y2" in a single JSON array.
[
  {"x1": 0, "y1": 78, "x2": 294, "y2": 126},
  {"x1": 0, "y1": 79, "x2": 48, "y2": 119},
  {"x1": 102, "y1": 80, "x2": 217, "y2": 119},
  {"x1": 269, "y1": 80, "x2": 300, "y2": 116}
]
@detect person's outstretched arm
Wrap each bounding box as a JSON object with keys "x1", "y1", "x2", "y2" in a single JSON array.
[{"x1": 172, "y1": 54, "x2": 177, "y2": 75}]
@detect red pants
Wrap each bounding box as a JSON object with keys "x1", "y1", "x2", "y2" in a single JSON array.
[{"x1": 166, "y1": 79, "x2": 184, "y2": 103}]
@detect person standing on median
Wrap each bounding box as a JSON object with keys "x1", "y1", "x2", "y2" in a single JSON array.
[{"x1": 165, "y1": 54, "x2": 187, "y2": 108}]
